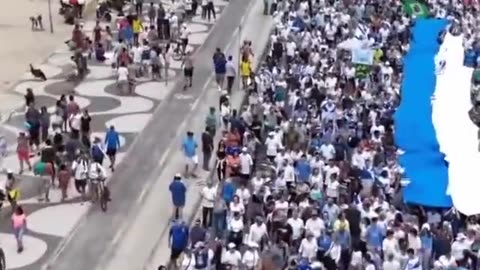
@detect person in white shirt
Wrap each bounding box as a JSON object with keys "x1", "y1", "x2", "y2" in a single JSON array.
[
  {"x1": 117, "y1": 63, "x2": 129, "y2": 92},
  {"x1": 265, "y1": 132, "x2": 281, "y2": 161},
  {"x1": 200, "y1": 182, "x2": 216, "y2": 227},
  {"x1": 228, "y1": 212, "x2": 244, "y2": 247},
  {"x1": 221, "y1": 243, "x2": 241, "y2": 267},
  {"x1": 247, "y1": 217, "x2": 268, "y2": 247},
  {"x1": 72, "y1": 155, "x2": 89, "y2": 200},
  {"x1": 299, "y1": 232, "x2": 318, "y2": 261},
  {"x1": 288, "y1": 210, "x2": 305, "y2": 246},
  {"x1": 235, "y1": 185, "x2": 250, "y2": 207},
  {"x1": 383, "y1": 253, "x2": 401, "y2": 270},
  {"x1": 324, "y1": 161, "x2": 340, "y2": 187},
  {"x1": 239, "y1": 147, "x2": 253, "y2": 179},
  {"x1": 405, "y1": 248, "x2": 422, "y2": 270},
  {"x1": 319, "y1": 142, "x2": 336, "y2": 161},
  {"x1": 88, "y1": 160, "x2": 107, "y2": 202},
  {"x1": 242, "y1": 242, "x2": 260, "y2": 270},
  {"x1": 383, "y1": 230, "x2": 400, "y2": 257},
  {"x1": 305, "y1": 212, "x2": 325, "y2": 238},
  {"x1": 451, "y1": 233, "x2": 470, "y2": 261}
]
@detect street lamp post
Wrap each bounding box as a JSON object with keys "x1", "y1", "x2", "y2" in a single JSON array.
[{"x1": 48, "y1": 0, "x2": 54, "y2": 33}]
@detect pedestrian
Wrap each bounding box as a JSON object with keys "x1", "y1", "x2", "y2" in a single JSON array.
[
  {"x1": 148, "y1": 2, "x2": 156, "y2": 25},
  {"x1": 40, "y1": 139, "x2": 56, "y2": 185},
  {"x1": 5, "y1": 171, "x2": 20, "y2": 213},
  {"x1": 135, "y1": 0, "x2": 144, "y2": 15},
  {"x1": 182, "y1": 131, "x2": 198, "y2": 177},
  {"x1": 16, "y1": 132, "x2": 32, "y2": 174},
  {"x1": 39, "y1": 106, "x2": 50, "y2": 142},
  {"x1": 169, "y1": 174, "x2": 187, "y2": 220},
  {"x1": 201, "y1": 0, "x2": 207, "y2": 19},
  {"x1": 226, "y1": 55, "x2": 236, "y2": 93},
  {"x1": 205, "y1": 107, "x2": 218, "y2": 137},
  {"x1": 201, "y1": 127, "x2": 214, "y2": 171},
  {"x1": 57, "y1": 164, "x2": 70, "y2": 201},
  {"x1": 168, "y1": 219, "x2": 189, "y2": 270},
  {"x1": 24, "y1": 88, "x2": 35, "y2": 107},
  {"x1": 11, "y1": 205, "x2": 26, "y2": 253},
  {"x1": 25, "y1": 103, "x2": 41, "y2": 151},
  {"x1": 72, "y1": 153, "x2": 89, "y2": 202},
  {"x1": 181, "y1": 50, "x2": 194, "y2": 89},
  {"x1": 117, "y1": 62, "x2": 129, "y2": 93},
  {"x1": 206, "y1": 0, "x2": 215, "y2": 21},
  {"x1": 80, "y1": 109, "x2": 91, "y2": 146},
  {"x1": 201, "y1": 181, "x2": 216, "y2": 227},
  {"x1": 105, "y1": 125, "x2": 121, "y2": 171},
  {"x1": 33, "y1": 160, "x2": 52, "y2": 202},
  {"x1": 190, "y1": 219, "x2": 207, "y2": 248},
  {"x1": 212, "y1": 48, "x2": 226, "y2": 91},
  {"x1": 240, "y1": 55, "x2": 252, "y2": 89},
  {"x1": 91, "y1": 137, "x2": 106, "y2": 165}
]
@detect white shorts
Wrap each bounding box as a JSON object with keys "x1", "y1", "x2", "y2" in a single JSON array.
[{"x1": 185, "y1": 155, "x2": 198, "y2": 165}]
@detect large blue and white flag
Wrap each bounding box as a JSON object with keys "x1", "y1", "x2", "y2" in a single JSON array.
[{"x1": 395, "y1": 19, "x2": 479, "y2": 215}]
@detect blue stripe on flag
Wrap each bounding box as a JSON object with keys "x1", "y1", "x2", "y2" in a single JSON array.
[{"x1": 395, "y1": 19, "x2": 452, "y2": 207}]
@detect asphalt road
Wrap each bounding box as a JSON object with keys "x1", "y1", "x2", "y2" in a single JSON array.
[{"x1": 42, "y1": 0, "x2": 254, "y2": 269}]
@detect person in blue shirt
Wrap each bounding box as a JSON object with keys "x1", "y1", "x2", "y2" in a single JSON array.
[
  {"x1": 169, "y1": 174, "x2": 187, "y2": 220},
  {"x1": 104, "y1": 125, "x2": 121, "y2": 171},
  {"x1": 366, "y1": 215, "x2": 385, "y2": 252},
  {"x1": 168, "y1": 219, "x2": 189, "y2": 268},
  {"x1": 222, "y1": 178, "x2": 236, "y2": 205},
  {"x1": 296, "y1": 155, "x2": 311, "y2": 183},
  {"x1": 317, "y1": 230, "x2": 333, "y2": 259},
  {"x1": 182, "y1": 131, "x2": 198, "y2": 177},
  {"x1": 212, "y1": 48, "x2": 226, "y2": 90}
]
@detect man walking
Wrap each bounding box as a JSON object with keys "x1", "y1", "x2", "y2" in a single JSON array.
[
  {"x1": 226, "y1": 55, "x2": 236, "y2": 93},
  {"x1": 212, "y1": 48, "x2": 227, "y2": 91},
  {"x1": 105, "y1": 125, "x2": 121, "y2": 171},
  {"x1": 206, "y1": 0, "x2": 216, "y2": 21},
  {"x1": 182, "y1": 131, "x2": 198, "y2": 177},
  {"x1": 205, "y1": 107, "x2": 218, "y2": 137},
  {"x1": 168, "y1": 219, "x2": 189, "y2": 270},
  {"x1": 169, "y1": 174, "x2": 187, "y2": 220},
  {"x1": 200, "y1": 181, "x2": 216, "y2": 227},
  {"x1": 201, "y1": 127, "x2": 214, "y2": 171}
]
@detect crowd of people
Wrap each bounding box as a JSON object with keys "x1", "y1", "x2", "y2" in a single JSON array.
[{"x1": 165, "y1": 0, "x2": 480, "y2": 269}]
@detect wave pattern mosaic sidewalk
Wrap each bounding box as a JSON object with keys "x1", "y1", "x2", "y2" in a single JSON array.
[{"x1": 0, "y1": 0, "x2": 227, "y2": 269}]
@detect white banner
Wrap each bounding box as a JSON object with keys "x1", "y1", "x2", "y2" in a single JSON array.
[{"x1": 352, "y1": 48, "x2": 375, "y2": 65}]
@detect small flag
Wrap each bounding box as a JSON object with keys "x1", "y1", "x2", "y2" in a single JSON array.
[{"x1": 403, "y1": 0, "x2": 430, "y2": 18}]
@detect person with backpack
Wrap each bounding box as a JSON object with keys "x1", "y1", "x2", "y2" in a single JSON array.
[
  {"x1": 91, "y1": 137, "x2": 106, "y2": 165},
  {"x1": 212, "y1": 48, "x2": 227, "y2": 91},
  {"x1": 88, "y1": 160, "x2": 107, "y2": 202},
  {"x1": 193, "y1": 241, "x2": 213, "y2": 270},
  {"x1": 71, "y1": 153, "x2": 89, "y2": 202}
]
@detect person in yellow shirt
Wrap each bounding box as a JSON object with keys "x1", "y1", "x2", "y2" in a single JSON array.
[
  {"x1": 240, "y1": 55, "x2": 252, "y2": 89},
  {"x1": 132, "y1": 16, "x2": 143, "y2": 45}
]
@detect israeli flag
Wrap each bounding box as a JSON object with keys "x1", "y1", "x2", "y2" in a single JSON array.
[
  {"x1": 354, "y1": 22, "x2": 370, "y2": 41},
  {"x1": 395, "y1": 19, "x2": 479, "y2": 215}
]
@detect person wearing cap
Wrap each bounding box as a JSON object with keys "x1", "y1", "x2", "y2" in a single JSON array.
[
  {"x1": 239, "y1": 147, "x2": 253, "y2": 183},
  {"x1": 200, "y1": 181, "x2": 216, "y2": 227},
  {"x1": 169, "y1": 174, "x2": 187, "y2": 220},
  {"x1": 221, "y1": 243, "x2": 241, "y2": 268},
  {"x1": 420, "y1": 223, "x2": 433, "y2": 270},
  {"x1": 182, "y1": 131, "x2": 198, "y2": 177},
  {"x1": 192, "y1": 241, "x2": 212, "y2": 270},
  {"x1": 201, "y1": 126, "x2": 214, "y2": 171},
  {"x1": 265, "y1": 131, "x2": 281, "y2": 162},
  {"x1": 168, "y1": 219, "x2": 189, "y2": 269},
  {"x1": 242, "y1": 242, "x2": 260, "y2": 270},
  {"x1": 299, "y1": 231, "x2": 318, "y2": 262},
  {"x1": 451, "y1": 232, "x2": 470, "y2": 262}
]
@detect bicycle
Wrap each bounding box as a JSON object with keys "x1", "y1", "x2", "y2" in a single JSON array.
[{"x1": 91, "y1": 178, "x2": 110, "y2": 212}]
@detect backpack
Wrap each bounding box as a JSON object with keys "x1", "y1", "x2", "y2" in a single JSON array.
[{"x1": 92, "y1": 145, "x2": 104, "y2": 160}]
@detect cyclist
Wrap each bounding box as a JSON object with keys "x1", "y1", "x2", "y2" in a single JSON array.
[{"x1": 88, "y1": 160, "x2": 107, "y2": 202}]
